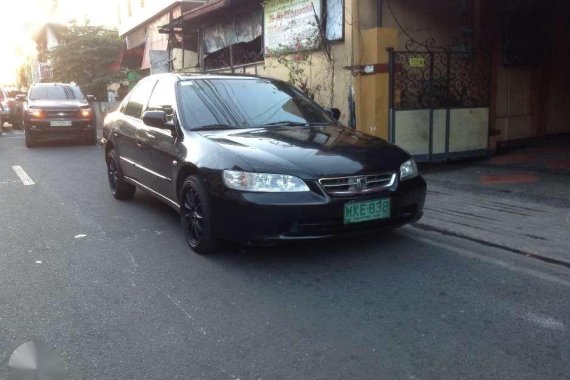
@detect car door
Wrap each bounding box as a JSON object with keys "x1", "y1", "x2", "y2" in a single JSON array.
[
  {"x1": 139, "y1": 77, "x2": 180, "y2": 201},
  {"x1": 116, "y1": 78, "x2": 157, "y2": 181}
]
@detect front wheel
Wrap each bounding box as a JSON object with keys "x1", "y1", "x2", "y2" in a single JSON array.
[
  {"x1": 180, "y1": 175, "x2": 218, "y2": 254},
  {"x1": 25, "y1": 131, "x2": 37, "y2": 148},
  {"x1": 85, "y1": 129, "x2": 97, "y2": 145},
  {"x1": 12, "y1": 115, "x2": 23, "y2": 129},
  {"x1": 106, "y1": 149, "x2": 136, "y2": 200}
]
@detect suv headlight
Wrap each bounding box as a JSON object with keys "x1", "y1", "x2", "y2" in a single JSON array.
[
  {"x1": 400, "y1": 159, "x2": 419, "y2": 180},
  {"x1": 223, "y1": 170, "x2": 310, "y2": 192}
]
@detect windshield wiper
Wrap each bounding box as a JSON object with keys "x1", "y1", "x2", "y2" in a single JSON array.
[
  {"x1": 192, "y1": 124, "x2": 241, "y2": 131},
  {"x1": 260, "y1": 121, "x2": 309, "y2": 127}
]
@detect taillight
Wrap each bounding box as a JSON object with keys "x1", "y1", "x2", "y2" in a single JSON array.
[
  {"x1": 80, "y1": 108, "x2": 93, "y2": 119},
  {"x1": 29, "y1": 109, "x2": 45, "y2": 119}
]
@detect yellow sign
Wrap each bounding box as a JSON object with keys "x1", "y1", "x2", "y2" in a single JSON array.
[{"x1": 409, "y1": 57, "x2": 426, "y2": 67}]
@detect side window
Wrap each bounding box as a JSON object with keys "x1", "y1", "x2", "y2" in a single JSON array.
[
  {"x1": 119, "y1": 96, "x2": 130, "y2": 113},
  {"x1": 147, "y1": 79, "x2": 176, "y2": 121},
  {"x1": 124, "y1": 79, "x2": 157, "y2": 119}
]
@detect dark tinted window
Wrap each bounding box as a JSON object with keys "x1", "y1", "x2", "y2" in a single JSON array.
[
  {"x1": 177, "y1": 79, "x2": 334, "y2": 130},
  {"x1": 147, "y1": 78, "x2": 176, "y2": 121},
  {"x1": 29, "y1": 85, "x2": 84, "y2": 100},
  {"x1": 124, "y1": 79, "x2": 157, "y2": 119}
]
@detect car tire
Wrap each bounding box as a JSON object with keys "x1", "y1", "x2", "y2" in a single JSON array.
[
  {"x1": 106, "y1": 149, "x2": 136, "y2": 200},
  {"x1": 13, "y1": 116, "x2": 23, "y2": 129},
  {"x1": 85, "y1": 130, "x2": 98, "y2": 145},
  {"x1": 25, "y1": 131, "x2": 37, "y2": 148},
  {"x1": 180, "y1": 175, "x2": 218, "y2": 254}
]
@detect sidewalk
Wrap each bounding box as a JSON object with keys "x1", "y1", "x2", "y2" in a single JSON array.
[{"x1": 417, "y1": 138, "x2": 570, "y2": 266}]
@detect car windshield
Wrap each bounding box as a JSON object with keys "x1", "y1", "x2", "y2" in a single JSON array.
[
  {"x1": 29, "y1": 85, "x2": 84, "y2": 101},
  {"x1": 177, "y1": 78, "x2": 335, "y2": 130}
]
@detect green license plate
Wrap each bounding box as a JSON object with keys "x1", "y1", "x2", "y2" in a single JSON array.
[{"x1": 344, "y1": 198, "x2": 391, "y2": 224}]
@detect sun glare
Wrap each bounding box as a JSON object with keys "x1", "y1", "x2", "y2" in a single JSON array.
[{"x1": 0, "y1": 0, "x2": 118, "y2": 85}]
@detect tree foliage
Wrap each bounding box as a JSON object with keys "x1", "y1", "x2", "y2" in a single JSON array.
[{"x1": 48, "y1": 24, "x2": 124, "y2": 100}]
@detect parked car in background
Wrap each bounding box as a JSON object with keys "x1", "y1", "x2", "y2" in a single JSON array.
[
  {"x1": 22, "y1": 83, "x2": 97, "y2": 147},
  {"x1": 0, "y1": 88, "x2": 10, "y2": 129},
  {"x1": 103, "y1": 73, "x2": 427, "y2": 253},
  {"x1": 0, "y1": 88, "x2": 25, "y2": 128}
]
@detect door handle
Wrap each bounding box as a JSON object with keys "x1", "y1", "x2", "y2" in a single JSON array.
[
  {"x1": 112, "y1": 131, "x2": 119, "y2": 137},
  {"x1": 136, "y1": 138, "x2": 144, "y2": 147}
]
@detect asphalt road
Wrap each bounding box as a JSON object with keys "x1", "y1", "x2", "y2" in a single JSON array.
[{"x1": 1, "y1": 129, "x2": 569, "y2": 380}]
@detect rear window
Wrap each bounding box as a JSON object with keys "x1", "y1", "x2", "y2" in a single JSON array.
[{"x1": 29, "y1": 85, "x2": 84, "y2": 100}]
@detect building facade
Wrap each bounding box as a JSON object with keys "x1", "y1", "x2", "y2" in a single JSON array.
[{"x1": 118, "y1": 0, "x2": 570, "y2": 162}]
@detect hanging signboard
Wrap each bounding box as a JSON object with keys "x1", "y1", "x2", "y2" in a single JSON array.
[{"x1": 264, "y1": 0, "x2": 321, "y2": 55}]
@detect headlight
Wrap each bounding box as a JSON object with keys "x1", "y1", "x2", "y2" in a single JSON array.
[
  {"x1": 80, "y1": 108, "x2": 93, "y2": 119},
  {"x1": 223, "y1": 170, "x2": 310, "y2": 192},
  {"x1": 29, "y1": 109, "x2": 45, "y2": 119},
  {"x1": 400, "y1": 159, "x2": 419, "y2": 180}
]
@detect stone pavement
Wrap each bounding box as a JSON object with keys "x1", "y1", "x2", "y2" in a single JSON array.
[{"x1": 416, "y1": 138, "x2": 570, "y2": 267}]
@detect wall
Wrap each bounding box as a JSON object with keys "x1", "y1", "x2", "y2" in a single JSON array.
[
  {"x1": 260, "y1": 0, "x2": 358, "y2": 127},
  {"x1": 489, "y1": 0, "x2": 570, "y2": 143},
  {"x1": 545, "y1": 1, "x2": 570, "y2": 135},
  {"x1": 262, "y1": 0, "x2": 396, "y2": 135},
  {"x1": 382, "y1": 0, "x2": 471, "y2": 51}
]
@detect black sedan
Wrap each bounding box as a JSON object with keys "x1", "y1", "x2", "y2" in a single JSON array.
[{"x1": 102, "y1": 74, "x2": 426, "y2": 253}]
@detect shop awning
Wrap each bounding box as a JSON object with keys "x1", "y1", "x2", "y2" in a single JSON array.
[
  {"x1": 159, "y1": 0, "x2": 258, "y2": 33},
  {"x1": 182, "y1": 0, "x2": 230, "y2": 22}
]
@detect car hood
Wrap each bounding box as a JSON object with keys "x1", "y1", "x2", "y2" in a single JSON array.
[
  {"x1": 27, "y1": 99, "x2": 88, "y2": 109},
  {"x1": 197, "y1": 125, "x2": 409, "y2": 178}
]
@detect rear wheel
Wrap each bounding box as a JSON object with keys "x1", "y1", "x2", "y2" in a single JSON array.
[
  {"x1": 25, "y1": 131, "x2": 37, "y2": 148},
  {"x1": 106, "y1": 149, "x2": 136, "y2": 200},
  {"x1": 180, "y1": 175, "x2": 218, "y2": 254}
]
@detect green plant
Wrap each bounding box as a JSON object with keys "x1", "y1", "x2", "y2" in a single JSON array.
[
  {"x1": 266, "y1": 19, "x2": 335, "y2": 107},
  {"x1": 48, "y1": 22, "x2": 125, "y2": 99}
]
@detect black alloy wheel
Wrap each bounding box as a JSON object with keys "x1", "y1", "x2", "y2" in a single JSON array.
[
  {"x1": 180, "y1": 176, "x2": 217, "y2": 254},
  {"x1": 106, "y1": 149, "x2": 136, "y2": 200}
]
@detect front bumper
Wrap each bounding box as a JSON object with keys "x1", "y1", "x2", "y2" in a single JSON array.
[
  {"x1": 25, "y1": 119, "x2": 95, "y2": 140},
  {"x1": 208, "y1": 176, "x2": 427, "y2": 243}
]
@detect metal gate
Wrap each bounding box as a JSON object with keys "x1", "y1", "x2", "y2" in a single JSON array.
[{"x1": 388, "y1": 48, "x2": 491, "y2": 162}]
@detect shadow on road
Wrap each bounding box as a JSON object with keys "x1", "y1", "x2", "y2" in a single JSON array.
[{"x1": 128, "y1": 186, "x2": 420, "y2": 268}]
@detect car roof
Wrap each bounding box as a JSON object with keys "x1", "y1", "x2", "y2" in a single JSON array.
[
  {"x1": 31, "y1": 83, "x2": 81, "y2": 87},
  {"x1": 149, "y1": 73, "x2": 269, "y2": 82}
]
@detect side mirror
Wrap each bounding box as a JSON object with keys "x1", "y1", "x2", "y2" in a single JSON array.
[
  {"x1": 326, "y1": 107, "x2": 341, "y2": 121},
  {"x1": 86, "y1": 95, "x2": 96, "y2": 102},
  {"x1": 15, "y1": 94, "x2": 26, "y2": 102},
  {"x1": 143, "y1": 110, "x2": 175, "y2": 133}
]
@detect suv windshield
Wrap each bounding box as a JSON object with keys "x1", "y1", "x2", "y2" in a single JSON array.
[
  {"x1": 177, "y1": 78, "x2": 335, "y2": 130},
  {"x1": 29, "y1": 85, "x2": 84, "y2": 101}
]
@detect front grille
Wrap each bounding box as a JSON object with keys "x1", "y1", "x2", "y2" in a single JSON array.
[
  {"x1": 319, "y1": 173, "x2": 396, "y2": 196},
  {"x1": 46, "y1": 110, "x2": 77, "y2": 118}
]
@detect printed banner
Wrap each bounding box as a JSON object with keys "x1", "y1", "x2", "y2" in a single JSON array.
[{"x1": 264, "y1": 0, "x2": 321, "y2": 54}]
